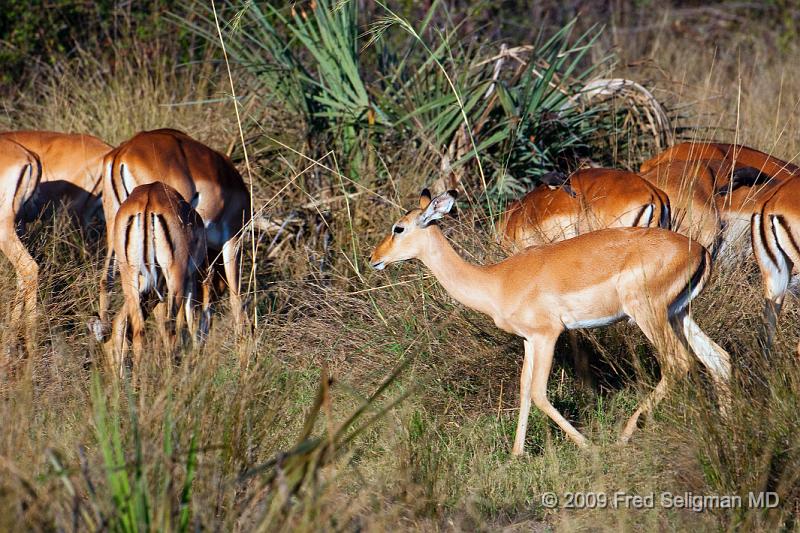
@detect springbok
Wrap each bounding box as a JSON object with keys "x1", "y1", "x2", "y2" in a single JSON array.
[
  {"x1": 751, "y1": 178, "x2": 800, "y2": 354},
  {"x1": 498, "y1": 168, "x2": 670, "y2": 249},
  {"x1": 370, "y1": 189, "x2": 731, "y2": 454},
  {"x1": 99, "y1": 129, "x2": 250, "y2": 334},
  {"x1": 109, "y1": 182, "x2": 208, "y2": 377},
  {"x1": 0, "y1": 131, "x2": 111, "y2": 227},
  {"x1": 0, "y1": 138, "x2": 41, "y2": 348}
]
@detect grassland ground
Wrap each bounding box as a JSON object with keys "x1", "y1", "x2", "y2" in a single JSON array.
[{"x1": 1, "y1": 2, "x2": 800, "y2": 531}]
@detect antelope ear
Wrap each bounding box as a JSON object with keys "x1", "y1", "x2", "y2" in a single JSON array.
[
  {"x1": 418, "y1": 190, "x2": 457, "y2": 227},
  {"x1": 419, "y1": 188, "x2": 432, "y2": 210}
]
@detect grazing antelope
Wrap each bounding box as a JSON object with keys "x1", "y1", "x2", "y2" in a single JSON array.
[
  {"x1": 0, "y1": 138, "x2": 41, "y2": 347},
  {"x1": 371, "y1": 190, "x2": 731, "y2": 454},
  {"x1": 751, "y1": 178, "x2": 800, "y2": 354},
  {"x1": 498, "y1": 168, "x2": 670, "y2": 251},
  {"x1": 0, "y1": 131, "x2": 111, "y2": 227},
  {"x1": 109, "y1": 182, "x2": 208, "y2": 376},
  {"x1": 642, "y1": 142, "x2": 798, "y2": 259},
  {"x1": 99, "y1": 129, "x2": 250, "y2": 334},
  {"x1": 639, "y1": 159, "x2": 722, "y2": 253}
]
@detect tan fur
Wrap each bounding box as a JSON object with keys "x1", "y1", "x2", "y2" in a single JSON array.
[
  {"x1": 641, "y1": 142, "x2": 798, "y2": 259},
  {"x1": 497, "y1": 168, "x2": 670, "y2": 251},
  {"x1": 0, "y1": 131, "x2": 111, "y2": 226},
  {"x1": 639, "y1": 159, "x2": 722, "y2": 251},
  {"x1": 0, "y1": 138, "x2": 41, "y2": 350},
  {"x1": 109, "y1": 182, "x2": 208, "y2": 377},
  {"x1": 99, "y1": 129, "x2": 250, "y2": 332},
  {"x1": 751, "y1": 178, "x2": 800, "y2": 355},
  {"x1": 496, "y1": 169, "x2": 670, "y2": 387},
  {"x1": 371, "y1": 191, "x2": 731, "y2": 454}
]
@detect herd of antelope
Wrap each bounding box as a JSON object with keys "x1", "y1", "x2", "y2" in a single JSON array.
[
  {"x1": 0, "y1": 128, "x2": 248, "y2": 378},
  {"x1": 2, "y1": 128, "x2": 799, "y2": 455},
  {"x1": 371, "y1": 142, "x2": 800, "y2": 455}
]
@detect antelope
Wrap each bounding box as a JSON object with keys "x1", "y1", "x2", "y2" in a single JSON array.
[
  {"x1": 370, "y1": 190, "x2": 731, "y2": 454},
  {"x1": 109, "y1": 182, "x2": 209, "y2": 377},
  {"x1": 641, "y1": 142, "x2": 798, "y2": 259},
  {"x1": 498, "y1": 168, "x2": 671, "y2": 251},
  {"x1": 639, "y1": 159, "x2": 723, "y2": 253},
  {"x1": 751, "y1": 178, "x2": 800, "y2": 354},
  {"x1": 98, "y1": 129, "x2": 250, "y2": 335},
  {"x1": 0, "y1": 131, "x2": 111, "y2": 227},
  {"x1": 0, "y1": 138, "x2": 41, "y2": 347},
  {"x1": 497, "y1": 168, "x2": 670, "y2": 388}
]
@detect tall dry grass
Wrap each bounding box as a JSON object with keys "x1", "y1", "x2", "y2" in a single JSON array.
[{"x1": 0, "y1": 3, "x2": 799, "y2": 531}]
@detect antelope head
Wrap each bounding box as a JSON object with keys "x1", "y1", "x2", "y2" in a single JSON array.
[{"x1": 370, "y1": 189, "x2": 457, "y2": 270}]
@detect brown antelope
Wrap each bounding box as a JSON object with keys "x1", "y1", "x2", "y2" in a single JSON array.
[
  {"x1": 639, "y1": 159, "x2": 723, "y2": 253},
  {"x1": 497, "y1": 169, "x2": 671, "y2": 387},
  {"x1": 99, "y1": 129, "x2": 250, "y2": 335},
  {"x1": 109, "y1": 182, "x2": 208, "y2": 377},
  {"x1": 498, "y1": 168, "x2": 671, "y2": 251},
  {"x1": 0, "y1": 138, "x2": 41, "y2": 347},
  {"x1": 370, "y1": 190, "x2": 731, "y2": 454},
  {"x1": 751, "y1": 178, "x2": 800, "y2": 354},
  {"x1": 0, "y1": 131, "x2": 111, "y2": 227},
  {"x1": 641, "y1": 142, "x2": 798, "y2": 259}
]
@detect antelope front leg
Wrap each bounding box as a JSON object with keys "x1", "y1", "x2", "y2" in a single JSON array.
[
  {"x1": 512, "y1": 340, "x2": 535, "y2": 455},
  {"x1": 529, "y1": 332, "x2": 589, "y2": 449}
]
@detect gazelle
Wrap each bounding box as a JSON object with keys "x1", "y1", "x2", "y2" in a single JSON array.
[
  {"x1": 98, "y1": 129, "x2": 250, "y2": 334},
  {"x1": 371, "y1": 190, "x2": 731, "y2": 454},
  {"x1": 0, "y1": 138, "x2": 42, "y2": 347},
  {"x1": 498, "y1": 168, "x2": 670, "y2": 251},
  {"x1": 751, "y1": 178, "x2": 800, "y2": 354},
  {"x1": 109, "y1": 182, "x2": 209, "y2": 377},
  {"x1": 0, "y1": 131, "x2": 111, "y2": 227}
]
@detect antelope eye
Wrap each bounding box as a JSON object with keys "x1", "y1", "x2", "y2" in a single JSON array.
[{"x1": 393, "y1": 225, "x2": 405, "y2": 234}]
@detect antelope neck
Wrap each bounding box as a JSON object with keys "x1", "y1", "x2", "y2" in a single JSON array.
[{"x1": 416, "y1": 226, "x2": 499, "y2": 317}]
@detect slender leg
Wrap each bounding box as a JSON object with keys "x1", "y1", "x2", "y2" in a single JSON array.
[
  {"x1": 529, "y1": 332, "x2": 589, "y2": 448},
  {"x1": 512, "y1": 339, "x2": 535, "y2": 456},
  {"x1": 680, "y1": 313, "x2": 732, "y2": 416},
  {"x1": 108, "y1": 304, "x2": 129, "y2": 378},
  {"x1": 0, "y1": 227, "x2": 39, "y2": 352},
  {"x1": 221, "y1": 238, "x2": 243, "y2": 331},
  {"x1": 197, "y1": 270, "x2": 213, "y2": 344},
  {"x1": 568, "y1": 330, "x2": 594, "y2": 390},
  {"x1": 621, "y1": 306, "x2": 691, "y2": 442}
]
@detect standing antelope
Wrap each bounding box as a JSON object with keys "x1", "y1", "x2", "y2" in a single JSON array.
[
  {"x1": 751, "y1": 178, "x2": 800, "y2": 354},
  {"x1": 109, "y1": 182, "x2": 208, "y2": 377},
  {"x1": 371, "y1": 190, "x2": 731, "y2": 454},
  {"x1": 0, "y1": 138, "x2": 41, "y2": 348},
  {"x1": 642, "y1": 142, "x2": 797, "y2": 260},
  {"x1": 498, "y1": 168, "x2": 671, "y2": 251},
  {"x1": 99, "y1": 129, "x2": 250, "y2": 334},
  {"x1": 497, "y1": 168, "x2": 671, "y2": 387},
  {"x1": 0, "y1": 131, "x2": 111, "y2": 227},
  {"x1": 639, "y1": 159, "x2": 722, "y2": 253}
]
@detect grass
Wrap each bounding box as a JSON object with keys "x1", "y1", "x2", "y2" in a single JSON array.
[{"x1": 1, "y1": 1, "x2": 800, "y2": 531}]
